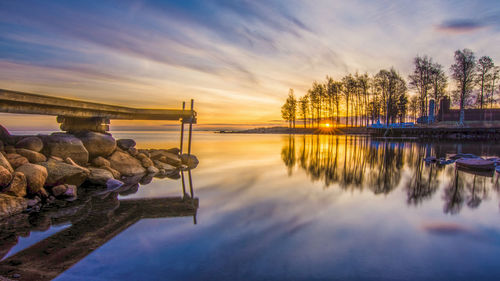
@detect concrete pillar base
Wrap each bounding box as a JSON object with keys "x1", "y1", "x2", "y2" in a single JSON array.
[{"x1": 57, "y1": 116, "x2": 110, "y2": 133}]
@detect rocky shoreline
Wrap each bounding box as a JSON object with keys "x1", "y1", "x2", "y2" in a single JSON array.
[{"x1": 0, "y1": 125, "x2": 198, "y2": 220}]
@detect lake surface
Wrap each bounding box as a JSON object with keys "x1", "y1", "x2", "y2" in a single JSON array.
[{"x1": 3, "y1": 132, "x2": 500, "y2": 281}]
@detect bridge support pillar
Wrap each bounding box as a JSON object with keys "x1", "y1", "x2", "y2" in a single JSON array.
[{"x1": 57, "y1": 116, "x2": 110, "y2": 133}]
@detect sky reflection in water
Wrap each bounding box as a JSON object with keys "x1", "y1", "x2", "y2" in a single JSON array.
[{"x1": 48, "y1": 132, "x2": 500, "y2": 281}]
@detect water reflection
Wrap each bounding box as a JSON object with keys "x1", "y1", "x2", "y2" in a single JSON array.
[
  {"x1": 282, "y1": 135, "x2": 500, "y2": 214},
  {"x1": 0, "y1": 171, "x2": 198, "y2": 281}
]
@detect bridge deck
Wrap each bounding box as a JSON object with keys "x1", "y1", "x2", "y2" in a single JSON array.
[{"x1": 0, "y1": 89, "x2": 196, "y2": 121}]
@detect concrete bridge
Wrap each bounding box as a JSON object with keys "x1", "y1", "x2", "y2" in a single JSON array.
[{"x1": 0, "y1": 89, "x2": 197, "y2": 133}]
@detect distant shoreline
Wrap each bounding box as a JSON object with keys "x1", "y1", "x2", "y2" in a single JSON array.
[{"x1": 217, "y1": 126, "x2": 370, "y2": 135}]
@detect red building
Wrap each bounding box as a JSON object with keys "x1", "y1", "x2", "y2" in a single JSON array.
[{"x1": 437, "y1": 97, "x2": 500, "y2": 122}]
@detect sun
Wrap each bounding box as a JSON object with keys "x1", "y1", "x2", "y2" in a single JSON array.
[{"x1": 325, "y1": 123, "x2": 331, "y2": 128}]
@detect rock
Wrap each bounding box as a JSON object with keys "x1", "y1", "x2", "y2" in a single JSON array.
[
  {"x1": 42, "y1": 133, "x2": 89, "y2": 165},
  {"x1": 140, "y1": 173, "x2": 154, "y2": 185},
  {"x1": 27, "y1": 197, "x2": 40, "y2": 207},
  {"x1": 39, "y1": 187, "x2": 49, "y2": 198},
  {"x1": 128, "y1": 147, "x2": 138, "y2": 156},
  {"x1": 4, "y1": 146, "x2": 16, "y2": 154},
  {"x1": 15, "y1": 137, "x2": 43, "y2": 152},
  {"x1": 150, "y1": 150, "x2": 182, "y2": 166},
  {"x1": 0, "y1": 125, "x2": 14, "y2": 145},
  {"x1": 2, "y1": 172, "x2": 26, "y2": 197},
  {"x1": 88, "y1": 168, "x2": 114, "y2": 186},
  {"x1": 0, "y1": 140, "x2": 3, "y2": 152},
  {"x1": 51, "y1": 184, "x2": 67, "y2": 197},
  {"x1": 16, "y1": 148, "x2": 47, "y2": 163},
  {"x1": 103, "y1": 166, "x2": 121, "y2": 179},
  {"x1": 0, "y1": 153, "x2": 13, "y2": 173},
  {"x1": 147, "y1": 166, "x2": 159, "y2": 174},
  {"x1": 117, "y1": 139, "x2": 136, "y2": 150},
  {"x1": 51, "y1": 184, "x2": 77, "y2": 198},
  {"x1": 6, "y1": 154, "x2": 29, "y2": 169},
  {"x1": 39, "y1": 159, "x2": 90, "y2": 187},
  {"x1": 0, "y1": 194, "x2": 27, "y2": 219},
  {"x1": 140, "y1": 156, "x2": 154, "y2": 168},
  {"x1": 77, "y1": 131, "x2": 116, "y2": 159},
  {"x1": 165, "y1": 147, "x2": 180, "y2": 155},
  {"x1": 91, "y1": 156, "x2": 111, "y2": 168},
  {"x1": 153, "y1": 160, "x2": 176, "y2": 171},
  {"x1": 15, "y1": 164, "x2": 47, "y2": 195},
  {"x1": 0, "y1": 166, "x2": 12, "y2": 188},
  {"x1": 49, "y1": 156, "x2": 64, "y2": 162},
  {"x1": 106, "y1": 179, "x2": 124, "y2": 190},
  {"x1": 64, "y1": 157, "x2": 90, "y2": 173},
  {"x1": 108, "y1": 150, "x2": 146, "y2": 176},
  {"x1": 137, "y1": 149, "x2": 150, "y2": 158},
  {"x1": 64, "y1": 185, "x2": 77, "y2": 197},
  {"x1": 180, "y1": 154, "x2": 199, "y2": 169}
]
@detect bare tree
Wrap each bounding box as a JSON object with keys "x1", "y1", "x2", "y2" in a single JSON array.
[
  {"x1": 409, "y1": 56, "x2": 433, "y2": 117},
  {"x1": 281, "y1": 89, "x2": 297, "y2": 128},
  {"x1": 487, "y1": 66, "x2": 500, "y2": 108},
  {"x1": 430, "y1": 62, "x2": 447, "y2": 115},
  {"x1": 342, "y1": 74, "x2": 356, "y2": 127},
  {"x1": 299, "y1": 95, "x2": 309, "y2": 128},
  {"x1": 450, "y1": 49, "x2": 476, "y2": 125},
  {"x1": 476, "y1": 56, "x2": 494, "y2": 109}
]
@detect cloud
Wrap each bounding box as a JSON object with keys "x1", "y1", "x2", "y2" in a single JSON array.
[{"x1": 436, "y1": 19, "x2": 487, "y2": 33}]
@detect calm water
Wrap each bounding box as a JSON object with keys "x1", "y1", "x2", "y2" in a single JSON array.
[{"x1": 4, "y1": 132, "x2": 500, "y2": 281}]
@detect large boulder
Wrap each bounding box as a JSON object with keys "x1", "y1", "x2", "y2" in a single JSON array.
[
  {"x1": 16, "y1": 148, "x2": 47, "y2": 163},
  {"x1": 6, "y1": 154, "x2": 29, "y2": 169},
  {"x1": 0, "y1": 153, "x2": 13, "y2": 173},
  {"x1": 15, "y1": 163, "x2": 48, "y2": 195},
  {"x1": 116, "y1": 139, "x2": 136, "y2": 150},
  {"x1": 42, "y1": 133, "x2": 89, "y2": 165},
  {"x1": 108, "y1": 150, "x2": 146, "y2": 176},
  {"x1": 39, "y1": 159, "x2": 90, "y2": 187},
  {"x1": 77, "y1": 131, "x2": 116, "y2": 159},
  {"x1": 15, "y1": 137, "x2": 43, "y2": 152},
  {"x1": 3, "y1": 172, "x2": 27, "y2": 197},
  {"x1": 88, "y1": 167, "x2": 114, "y2": 186},
  {"x1": 0, "y1": 166, "x2": 12, "y2": 188},
  {"x1": 0, "y1": 194, "x2": 27, "y2": 219}
]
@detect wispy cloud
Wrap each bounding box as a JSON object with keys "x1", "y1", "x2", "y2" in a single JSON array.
[{"x1": 436, "y1": 19, "x2": 487, "y2": 33}]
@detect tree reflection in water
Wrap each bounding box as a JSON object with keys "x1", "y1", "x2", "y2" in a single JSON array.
[{"x1": 281, "y1": 134, "x2": 500, "y2": 214}]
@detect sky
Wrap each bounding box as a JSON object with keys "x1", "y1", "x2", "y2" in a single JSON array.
[{"x1": 1, "y1": 0, "x2": 500, "y2": 130}]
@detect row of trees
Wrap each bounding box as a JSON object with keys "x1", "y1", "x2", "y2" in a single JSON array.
[
  {"x1": 282, "y1": 49, "x2": 499, "y2": 127},
  {"x1": 282, "y1": 68, "x2": 409, "y2": 128}
]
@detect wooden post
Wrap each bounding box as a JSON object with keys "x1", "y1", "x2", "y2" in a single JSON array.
[
  {"x1": 180, "y1": 101, "x2": 186, "y2": 154},
  {"x1": 188, "y1": 169, "x2": 194, "y2": 198},
  {"x1": 181, "y1": 170, "x2": 186, "y2": 197},
  {"x1": 188, "y1": 99, "x2": 194, "y2": 156}
]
